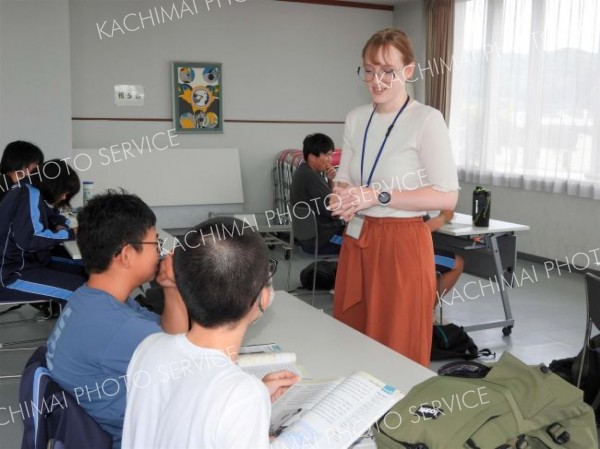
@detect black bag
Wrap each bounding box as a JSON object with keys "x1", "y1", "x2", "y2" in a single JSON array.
[
  {"x1": 300, "y1": 261, "x2": 337, "y2": 290},
  {"x1": 437, "y1": 360, "x2": 491, "y2": 378},
  {"x1": 431, "y1": 323, "x2": 492, "y2": 361},
  {"x1": 549, "y1": 334, "x2": 600, "y2": 423}
]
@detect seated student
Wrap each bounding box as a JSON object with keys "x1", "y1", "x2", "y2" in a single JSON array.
[
  {"x1": 424, "y1": 210, "x2": 465, "y2": 321},
  {"x1": 290, "y1": 133, "x2": 345, "y2": 254},
  {"x1": 0, "y1": 159, "x2": 85, "y2": 305},
  {"x1": 122, "y1": 217, "x2": 300, "y2": 449},
  {"x1": 45, "y1": 191, "x2": 189, "y2": 449},
  {"x1": 0, "y1": 140, "x2": 44, "y2": 204}
]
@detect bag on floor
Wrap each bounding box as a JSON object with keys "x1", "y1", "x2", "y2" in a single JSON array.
[
  {"x1": 549, "y1": 334, "x2": 600, "y2": 424},
  {"x1": 431, "y1": 323, "x2": 492, "y2": 361},
  {"x1": 300, "y1": 261, "x2": 337, "y2": 290},
  {"x1": 437, "y1": 360, "x2": 491, "y2": 378},
  {"x1": 375, "y1": 352, "x2": 599, "y2": 449}
]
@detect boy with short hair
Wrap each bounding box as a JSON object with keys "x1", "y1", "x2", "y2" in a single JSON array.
[
  {"x1": 290, "y1": 133, "x2": 345, "y2": 254},
  {"x1": 46, "y1": 191, "x2": 188, "y2": 449},
  {"x1": 122, "y1": 217, "x2": 299, "y2": 449}
]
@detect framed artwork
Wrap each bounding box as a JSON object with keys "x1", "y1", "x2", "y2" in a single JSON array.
[{"x1": 172, "y1": 62, "x2": 222, "y2": 133}]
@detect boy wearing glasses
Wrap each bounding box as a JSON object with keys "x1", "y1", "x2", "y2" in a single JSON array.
[
  {"x1": 122, "y1": 217, "x2": 299, "y2": 449},
  {"x1": 46, "y1": 191, "x2": 189, "y2": 449}
]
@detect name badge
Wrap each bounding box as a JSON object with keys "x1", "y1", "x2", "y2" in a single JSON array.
[{"x1": 346, "y1": 215, "x2": 364, "y2": 240}]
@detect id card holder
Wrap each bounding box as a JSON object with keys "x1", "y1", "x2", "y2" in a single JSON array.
[{"x1": 346, "y1": 215, "x2": 365, "y2": 240}]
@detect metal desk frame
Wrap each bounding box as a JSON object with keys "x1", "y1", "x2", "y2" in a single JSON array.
[{"x1": 435, "y1": 213, "x2": 530, "y2": 335}]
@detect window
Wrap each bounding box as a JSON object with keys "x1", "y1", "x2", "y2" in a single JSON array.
[{"x1": 449, "y1": 0, "x2": 600, "y2": 199}]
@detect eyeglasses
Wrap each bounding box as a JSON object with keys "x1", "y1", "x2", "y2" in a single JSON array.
[
  {"x1": 257, "y1": 258, "x2": 278, "y2": 313},
  {"x1": 356, "y1": 66, "x2": 400, "y2": 83},
  {"x1": 115, "y1": 238, "x2": 164, "y2": 256}
]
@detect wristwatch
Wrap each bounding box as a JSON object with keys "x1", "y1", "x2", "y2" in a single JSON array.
[{"x1": 378, "y1": 191, "x2": 391, "y2": 206}]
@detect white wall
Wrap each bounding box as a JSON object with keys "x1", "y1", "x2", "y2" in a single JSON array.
[
  {"x1": 394, "y1": 0, "x2": 600, "y2": 261},
  {"x1": 0, "y1": 0, "x2": 72, "y2": 158},
  {"x1": 393, "y1": 0, "x2": 426, "y2": 102},
  {"x1": 69, "y1": 0, "x2": 392, "y2": 227}
]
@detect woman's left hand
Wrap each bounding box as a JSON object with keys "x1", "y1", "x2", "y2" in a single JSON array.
[{"x1": 330, "y1": 185, "x2": 378, "y2": 222}]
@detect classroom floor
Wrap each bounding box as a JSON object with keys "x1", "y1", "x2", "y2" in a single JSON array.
[
  {"x1": 282, "y1": 248, "x2": 590, "y2": 369},
  {"x1": 0, "y1": 247, "x2": 593, "y2": 448}
]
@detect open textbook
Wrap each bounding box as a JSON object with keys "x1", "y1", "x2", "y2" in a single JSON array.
[{"x1": 269, "y1": 371, "x2": 403, "y2": 449}]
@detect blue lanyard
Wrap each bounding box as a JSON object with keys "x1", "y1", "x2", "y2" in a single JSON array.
[{"x1": 360, "y1": 95, "x2": 410, "y2": 187}]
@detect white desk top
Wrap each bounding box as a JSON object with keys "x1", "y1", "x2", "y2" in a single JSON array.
[
  {"x1": 438, "y1": 212, "x2": 530, "y2": 237},
  {"x1": 63, "y1": 228, "x2": 174, "y2": 260},
  {"x1": 244, "y1": 291, "x2": 435, "y2": 394}
]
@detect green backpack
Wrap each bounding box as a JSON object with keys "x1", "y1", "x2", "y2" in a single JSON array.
[{"x1": 375, "y1": 353, "x2": 598, "y2": 449}]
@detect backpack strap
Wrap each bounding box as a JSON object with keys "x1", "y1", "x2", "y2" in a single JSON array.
[
  {"x1": 546, "y1": 423, "x2": 570, "y2": 445},
  {"x1": 495, "y1": 435, "x2": 529, "y2": 449},
  {"x1": 438, "y1": 360, "x2": 491, "y2": 378},
  {"x1": 477, "y1": 348, "x2": 496, "y2": 358}
]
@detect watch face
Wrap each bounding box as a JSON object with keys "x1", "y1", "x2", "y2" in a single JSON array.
[{"x1": 378, "y1": 191, "x2": 391, "y2": 205}]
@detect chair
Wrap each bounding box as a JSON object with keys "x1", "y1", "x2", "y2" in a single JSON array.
[
  {"x1": 289, "y1": 203, "x2": 338, "y2": 306},
  {"x1": 435, "y1": 270, "x2": 444, "y2": 324},
  {"x1": 19, "y1": 346, "x2": 112, "y2": 449},
  {"x1": 576, "y1": 272, "x2": 600, "y2": 390}
]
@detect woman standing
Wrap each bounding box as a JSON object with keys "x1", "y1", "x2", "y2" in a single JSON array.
[{"x1": 331, "y1": 29, "x2": 459, "y2": 366}]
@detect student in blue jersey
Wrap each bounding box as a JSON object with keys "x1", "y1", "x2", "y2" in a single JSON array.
[
  {"x1": 46, "y1": 191, "x2": 189, "y2": 449},
  {"x1": 0, "y1": 159, "x2": 85, "y2": 305},
  {"x1": 0, "y1": 140, "x2": 44, "y2": 204}
]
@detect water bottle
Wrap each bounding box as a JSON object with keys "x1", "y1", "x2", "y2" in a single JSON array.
[
  {"x1": 472, "y1": 186, "x2": 491, "y2": 227},
  {"x1": 83, "y1": 181, "x2": 94, "y2": 205}
]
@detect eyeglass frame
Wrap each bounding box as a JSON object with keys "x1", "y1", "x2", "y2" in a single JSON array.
[
  {"x1": 256, "y1": 258, "x2": 278, "y2": 313},
  {"x1": 114, "y1": 238, "x2": 165, "y2": 257},
  {"x1": 356, "y1": 65, "x2": 406, "y2": 83}
]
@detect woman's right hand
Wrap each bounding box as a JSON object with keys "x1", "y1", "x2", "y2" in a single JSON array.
[{"x1": 330, "y1": 185, "x2": 378, "y2": 222}]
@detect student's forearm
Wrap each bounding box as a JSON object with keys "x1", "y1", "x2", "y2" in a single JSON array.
[
  {"x1": 425, "y1": 213, "x2": 452, "y2": 232},
  {"x1": 425, "y1": 216, "x2": 441, "y2": 232},
  {"x1": 160, "y1": 288, "x2": 189, "y2": 333}
]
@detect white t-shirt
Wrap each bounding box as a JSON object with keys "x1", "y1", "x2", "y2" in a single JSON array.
[
  {"x1": 122, "y1": 333, "x2": 271, "y2": 449},
  {"x1": 335, "y1": 101, "x2": 460, "y2": 218}
]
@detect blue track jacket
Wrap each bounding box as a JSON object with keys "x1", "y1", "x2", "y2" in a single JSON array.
[{"x1": 0, "y1": 183, "x2": 75, "y2": 287}]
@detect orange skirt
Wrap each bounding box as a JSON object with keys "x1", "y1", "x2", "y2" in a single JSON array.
[{"x1": 333, "y1": 216, "x2": 436, "y2": 367}]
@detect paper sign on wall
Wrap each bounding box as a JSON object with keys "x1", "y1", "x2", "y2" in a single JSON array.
[{"x1": 114, "y1": 85, "x2": 145, "y2": 106}]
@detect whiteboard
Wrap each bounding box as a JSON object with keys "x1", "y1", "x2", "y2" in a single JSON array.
[{"x1": 69, "y1": 147, "x2": 244, "y2": 207}]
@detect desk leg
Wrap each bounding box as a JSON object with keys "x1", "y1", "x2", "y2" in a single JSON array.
[
  {"x1": 463, "y1": 233, "x2": 515, "y2": 335},
  {"x1": 489, "y1": 234, "x2": 514, "y2": 335}
]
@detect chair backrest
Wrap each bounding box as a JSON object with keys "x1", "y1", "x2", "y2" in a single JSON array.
[
  {"x1": 19, "y1": 346, "x2": 112, "y2": 449},
  {"x1": 290, "y1": 203, "x2": 318, "y2": 243},
  {"x1": 586, "y1": 272, "x2": 600, "y2": 330}
]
